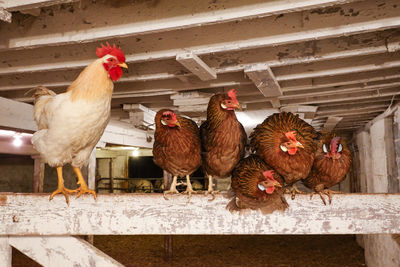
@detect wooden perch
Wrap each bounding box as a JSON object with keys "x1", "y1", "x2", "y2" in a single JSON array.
[{"x1": 1, "y1": 193, "x2": 400, "y2": 235}]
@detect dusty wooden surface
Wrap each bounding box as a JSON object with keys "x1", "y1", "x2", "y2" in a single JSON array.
[
  {"x1": 0, "y1": 193, "x2": 400, "y2": 235},
  {"x1": 8, "y1": 236, "x2": 123, "y2": 267}
]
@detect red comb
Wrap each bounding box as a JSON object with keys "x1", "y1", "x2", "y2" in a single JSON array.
[
  {"x1": 285, "y1": 131, "x2": 297, "y2": 142},
  {"x1": 263, "y1": 170, "x2": 274, "y2": 179},
  {"x1": 330, "y1": 137, "x2": 341, "y2": 154},
  {"x1": 96, "y1": 42, "x2": 126, "y2": 63},
  {"x1": 227, "y1": 89, "x2": 239, "y2": 104},
  {"x1": 162, "y1": 111, "x2": 177, "y2": 121}
]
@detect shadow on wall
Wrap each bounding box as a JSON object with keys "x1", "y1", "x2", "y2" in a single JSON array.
[{"x1": 0, "y1": 154, "x2": 77, "y2": 193}]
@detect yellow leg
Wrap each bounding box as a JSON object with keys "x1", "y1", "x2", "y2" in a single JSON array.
[
  {"x1": 182, "y1": 175, "x2": 197, "y2": 203},
  {"x1": 49, "y1": 166, "x2": 77, "y2": 205},
  {"x1": 205, "y1": 175, "x2": 219, "y2": 201},
  {"x1": 73, "y1": 167, "x2": 97, "y2": 200},
  {"x1": 163, "y1": 175, "x2": 180, "y2": 200}
]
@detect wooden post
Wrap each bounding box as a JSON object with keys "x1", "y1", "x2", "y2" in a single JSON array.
[
  {"x1": 88, "y1": 149, "x2": 96, "y2": 191},
  {"x1": 0, "y1": 236, "x2": 11, "y2": 267},
  {"x1": 32, "y1": 155, "x2": 44, "y2": 193},
  {"x1": 163, "y1": 170, "x2": 172, "y2": 190},
  {"x1": 109, "y1": 158, "x2": 114, "y2": 193},
  {"x1": 164, "y1": 235, "x2": 173, "y2": 261}
]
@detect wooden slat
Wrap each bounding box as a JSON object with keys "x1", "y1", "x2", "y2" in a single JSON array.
[
  {"x1": 1, "y1": 193, "x2": 400, "y2": 235},
  {"x1": 0, "y1": 97, "x2": 37, "y2": 131},
  {"x1": 8, "y1": 236, "x2": 123, "y2": 266},
  {"x1": 0, "y1": 237, "x2": 11, "y2": 267},
  {"x1": 323, "y1": 116, "x2": 343, "y2": 131},
  {"x1": 245, "y1": 64, "x2": 282, "y2": 97},
  {"x1": 0, "y1": 8, "x2": 11, "y2": 23},
  {"x1": 176, "y1": 52, "x2": 217, "y2": 81}
]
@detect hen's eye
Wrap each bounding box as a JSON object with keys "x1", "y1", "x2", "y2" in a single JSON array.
[
  {"x1": 322, "y1": 144, "x2": 328, "y2": 153},
  {"x1": 338, "y1": 143, "x2": 343, "y2": 152}
]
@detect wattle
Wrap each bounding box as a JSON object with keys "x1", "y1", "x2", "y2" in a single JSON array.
[
  {"x1": 108, "y1": 66, "x2": 123, "y2": 81},
  {"x1": 266, "y1": 186, "x2": 275, "y2": 194}
]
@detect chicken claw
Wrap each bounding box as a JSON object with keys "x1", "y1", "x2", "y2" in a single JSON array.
[
  {"x1": 163, "y1": 175, "x2": 180, "y2": 200},
  {"x1": 310, "y1": 189, "x2": 342, "y2": 205},
  {"x1": 284, "y1": 184, "x2": 305, "y2": 200},
  {"x1": 50, "y1": 166, "x2": 77, "y2": 205},
  {"x1": 182, "y1": 175, "x2": 197, "y2": 203},
  {"x1": 50, "y1": 187, "x2": 77, "y2": 205},
  {"x1": 205, "y1": 175, "x2": 219, "y2": 201},
  {"x1": 76, "y1": 181, "x2": 97, "y2": 200},
  {"x1": 73, "y1": 167, "x2": 97, "y2": 200}
]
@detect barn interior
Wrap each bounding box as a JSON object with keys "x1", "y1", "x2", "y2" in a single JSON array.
[{"x1": 0, "y1": 0, "x2": 400, "y2": 266}]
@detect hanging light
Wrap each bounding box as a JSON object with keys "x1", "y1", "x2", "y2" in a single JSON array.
[{"x1": 13, "y1": 135, "x2": 22, "y2": 147}]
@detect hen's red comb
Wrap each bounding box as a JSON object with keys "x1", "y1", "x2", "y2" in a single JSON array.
[
  {"x1": 162, "y1": 111, "x2": 177, "y2": 121},
  {"x1": 96, "y1": 42, "x2": 126, "y2": 63},
  {"x1": 285, "y1": 131, "x2": 297, "y2": 142},
  {"x1": 227, "y1": 89, "x2": 239, "y2": 104},
  {"x1": 263, "y1": 170, "x2": 274, "y2": 179},
  {"x1": 330, "y1": 136, "x2": 341, "y2": 154}
]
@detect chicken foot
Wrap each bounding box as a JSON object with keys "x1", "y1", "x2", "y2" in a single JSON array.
[
  {"x1": 163, "y1": 175, "x2": 180, "y2": 200},
  {"x1": 310, "y1": 188, "x2": 342, "y2": 205},
  {"x1": 284, "y1": 184, "x2": 305, "y2": 200},
  {"x1": 49, "y1": 166, "x2": 78, "y2": 205},
  {"x1": 73, "y1": 167, "x2": 97, "y2": 200},
  {"x1": 182, "y1": 175, "x2": 197, "y2": 203},
  {"x1": 205, "y1": 175, "x2": 219, "y2": 201}
]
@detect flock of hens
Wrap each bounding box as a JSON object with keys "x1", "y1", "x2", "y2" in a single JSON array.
[{"x1": 30, "y1": 44, "x2": 352, "y2": 212}]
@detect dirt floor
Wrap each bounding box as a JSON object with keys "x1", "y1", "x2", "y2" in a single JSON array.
[{"x1": 12, "y1": 235, "x2": 365, "y2": 266}]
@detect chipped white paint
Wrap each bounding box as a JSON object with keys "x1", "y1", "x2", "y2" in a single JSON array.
[
  {"x1": 0, "y1": 237, "x2": 11, "y2": 267},
  {"x1": 0, "y1": 193, "x2": 400, "y2": 235},
  {"x1": 8, "y1": 236, "x2": 123, "y2": 267},
  {"x1": 245, "y1": 64, "x2": 282, "y2": 97}
]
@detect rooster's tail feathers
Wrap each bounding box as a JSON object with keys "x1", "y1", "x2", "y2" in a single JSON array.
[{"x1": 26, "y1": 86, "x2": 56, "y2": 104}]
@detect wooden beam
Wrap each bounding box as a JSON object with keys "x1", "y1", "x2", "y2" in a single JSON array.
[
  {"x1": 0, "y1": 237, "x2": 11, "y2": 267},
  {"x1": 0, "y1": 8, "x2": 11, "y2": 23},
  {"x1": 101, "y1": 120, "x2": 153, "y2": 149},
  {"x1": 245, "y1": 64, "x2": 282, "y2": 97},
  {"x1": 176, "y1": 52, "x2": 216, "y2": 81},
  {"x1": 32, "y1": 155, "x2": 44, "y2": 193},
  {"x1": 323, "y1": 116, "x2": 343, "y2": 131},
  {"x1": 0, "y1": 97, "x2": 36, "y2": 131},
  {"x1": 8, "y1": 236, "x2": 123, "y2": 266},
  {"x1": 1, "y1": 193, "x2": 400, "y2": 235},
  {"x1": 4, "y1": 0, "x2": 79, "y2": 11},
  {"x1": 275, "y1": 53, "x2": 400, "y2": 81},
  {"x1": 0, "y1": 0, "x2": 364, "y2": 49}
]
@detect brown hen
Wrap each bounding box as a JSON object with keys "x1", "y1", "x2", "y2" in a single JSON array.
[
  {"x1": 227, "y1": 154, "x2": 288, "y2": 214},
  {"x1": 250, "y1": 112, "x2": 317, "y2": 199},
  {"x1": 303, "y1": 132, "x2": 352, "y2": 205},
  {"x1": 200, "y1": 89, "x2": 247, "y2": 197},
  {"x1": 153, "y1": 109, "x2": 202, "y2": 200}
]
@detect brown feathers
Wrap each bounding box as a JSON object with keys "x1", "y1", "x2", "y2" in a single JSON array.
[
  {"x1": 227, "y1": 155, "x2": 288, "y2": 214},
  {"x1": 153, "y1": 109, "x2": 202, "y2": 177},
  {"x1": 249, "y1": 112, "x2": 317, "y2": 185},
  {"x1": 200, "y1": 92, "x2": 247, "y2": 178},
  {"x1": 303, "y1": 132, "x2": 352, "y2": 190}
]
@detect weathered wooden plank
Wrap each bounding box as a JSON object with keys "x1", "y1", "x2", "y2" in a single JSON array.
[
  {"x1": 0, "y1": 8, "x2": 11, "y2": 23},
  {"x1": 0, "y1": 237, "x2": 11, "y2": 267},
  {"x1": 0, "y1": 193, "x2": 400, "y2": 235},
  {"x1": 8, "y1": 236, "x2": 123, "y2": 266},
  {"x1": 176, "y1": 52, "x2": 217, "y2": 81},
  {"x1": 0, "y1": 96, "x2": 37, "y2": 131}
]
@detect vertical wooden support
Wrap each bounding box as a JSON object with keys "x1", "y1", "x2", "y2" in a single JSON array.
[
  {"x1": 0, "y1": 236, "x2": 11, "y2": 267},
  {"x1": 32, "y1": 155, "x2": 44, "y2": 193},
  {"x1": 109, "y1": 158, "x2": 114, "y2": 193},
  {"x1": 88, "y1": 148, "x2": 96, "y2": 191},
  {"x1": 164, "y1": 235, "x2": 173, "y2": 261}
]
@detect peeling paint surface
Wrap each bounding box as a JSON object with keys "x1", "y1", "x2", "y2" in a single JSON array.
[{"x1": 0, "y1": 193, "x2": 399, "y2": 235}]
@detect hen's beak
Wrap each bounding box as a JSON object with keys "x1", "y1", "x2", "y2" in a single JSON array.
[
  {"x1": 235, "y1": 103, "x2": 243, "y2": 111},
  {"x1": 173, "y1": 120, "x2": 181, "y2": 128},
  {"x1": 118, "y1": 62, "x2": 128, "y2": 69},
  {"x1": 296, "y1": 141, "x2": 304, "y2": 149},
  {"x1": 273, "y1": 181, "x2": 282, "y2": 188}
]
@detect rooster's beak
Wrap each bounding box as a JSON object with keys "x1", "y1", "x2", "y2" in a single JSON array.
[{"x1": 118, "y1": 63, "x2": 128, "y2": 69}]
